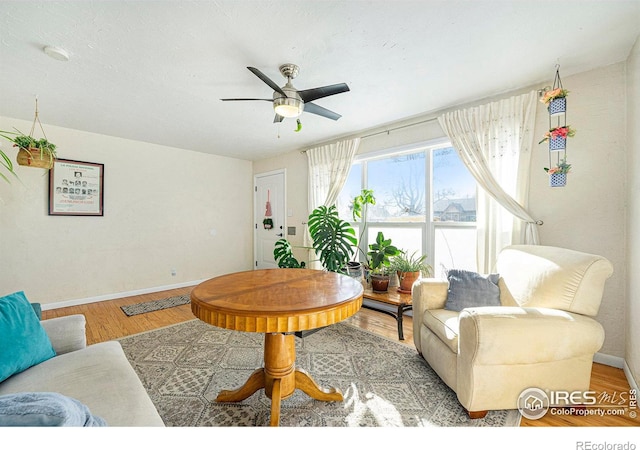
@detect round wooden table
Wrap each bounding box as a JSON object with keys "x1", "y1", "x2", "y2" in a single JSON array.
[{"x1": 190, "y1": 268, "x2": 363, "y2": 426}]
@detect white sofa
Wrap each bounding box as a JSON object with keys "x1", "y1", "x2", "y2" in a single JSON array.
[
  {"x1": 412, "y1": 245, "x2": 614, "y2": 417},
  {"x1": 0, "y1": 314, "x2": 164, "y2": 426}
]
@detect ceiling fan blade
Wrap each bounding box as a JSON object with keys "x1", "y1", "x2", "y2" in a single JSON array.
[
  {"x1": 247, "y1": 67, "x2": 287, "y2": 97},
  {"x1": 273, "y1": 114, "x2": 285, "y2": 123},
  {"x1": 220, "y1": 98, "x2": 273, "y2": 101},
  {"x1": 303, "y1": 102, "x2": 342, "y2": 121},
  {"x1": 297, "y1": 83, "x2": 350, "y2": 103}
]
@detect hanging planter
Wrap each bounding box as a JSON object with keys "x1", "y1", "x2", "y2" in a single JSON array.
[
  {"x1": 548, "y1": 136, "x2": 566, "y2": 151},
  {"x1": 545, "y1": 158, "x2": 571, "y2": 188},
  {"x1": 549, "y1": 172, "x2": 567, "y2": 187},
  {"x1": 548, "y1": 96, "x2": 567, "y2": 116},
  {"x1": 539, "y1": 125, "x2": 575, "y2": 151},
  {"x1": 540, "y1": 66, "x2": 569, "y2": 116},
  {"x1": 15, "y1": 147, "x2": 55, "y2": 169},
  {"x1": 541, "y1": 66, "x2": 572, "y2": 187},
  {"x1": 0, "y1": 99, "x2": 57, "y2": 170},
  {"x1": 262, "y1": 189, "x2": 273, "y2": 229}
]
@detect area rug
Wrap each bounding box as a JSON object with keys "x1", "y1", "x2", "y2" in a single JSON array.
[
  {"x1": 120, "y1": 295, "x2": 190, "y2": 316},
  {"x1": 119, "y1": 319, "x2": 521, "y2": 427}
]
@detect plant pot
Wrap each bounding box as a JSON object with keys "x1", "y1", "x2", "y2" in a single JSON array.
[
  {"x1": 548, "y1": 97, "x2": 566, "y2": 116},
  {"x1": 397, "y1": 271, "x2": 421, "y2": 293},
  {"x1": 16, "y1": 148, "x2": 54, "y2": 169},
  {"x1": 549, "y1": 136, "x2": 566, "y2": 152},
  {"x1": 363, "y1": 267, "x2": 372, "y2": 289},
  {"x1": 371, "y1": 274, "x2": 390, "y2": 293},
  {"x1": 549, "y1": 173, "x2": 567, "y2": 187},
  {"x1": 346, "y1": 261, "x2": 363, "y2": 281}
]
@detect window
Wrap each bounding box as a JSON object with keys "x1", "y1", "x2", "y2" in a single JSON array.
[{"x1": 337, "y1": 140, "x2": 478, "y2": 278}]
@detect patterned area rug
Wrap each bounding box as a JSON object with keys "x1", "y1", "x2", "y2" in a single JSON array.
[
  {"x1": 120, "y1": 295, "x2": 190, "y2": 316},
  {"x1": 119, "y1": 319, "x2": 521, "y2": 427}
]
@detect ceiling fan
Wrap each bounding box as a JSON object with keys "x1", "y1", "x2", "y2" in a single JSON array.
[{"x1": 221, "y1": 64, "x2": 350, "y2": 123}]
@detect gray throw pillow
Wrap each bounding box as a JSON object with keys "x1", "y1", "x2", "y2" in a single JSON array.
[{"x1": 444, "y1": 269, "x2": 501, "y2": 312}]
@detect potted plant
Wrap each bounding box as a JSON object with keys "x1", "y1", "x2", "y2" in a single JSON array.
[
  {"x1": 544, "y1": 157, "x2": 571, "y2": 187},
  {"x1": 273, "y1": 239, "x2": 306, "y2": 268},
  {"x1": 0, "y1": 129, "x2": 57, "y2": 169},
  {"x1": 540, "y1": 87, "x2": 569, "y2": 116},
  {"x1": 538, "y1": 125, "x2": 576, "y2": 151},
  {"x1": 308, "y1": 204, "x2": 357, "y2": 273},
  {"x1": 347, "y1": 189, "x2": 376, "y2": 279},
  {"x1": 367, "y1": 231, "x2": 400, "y2": 292},
  {"x1": 274, "y1": 204, "x2": 356, "y2": 274},
  {"x1": 391, "y1": 250, "x2": 432, "y2": 293}
]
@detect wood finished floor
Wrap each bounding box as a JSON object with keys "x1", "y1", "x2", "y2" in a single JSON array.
[{"x1": 42, "y1": 286, "x2": 639, "y2": 427}]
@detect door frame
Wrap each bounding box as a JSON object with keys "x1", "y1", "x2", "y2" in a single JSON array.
[{"x1": 253, "y1": 168, "x2": 287, "y2": 269}]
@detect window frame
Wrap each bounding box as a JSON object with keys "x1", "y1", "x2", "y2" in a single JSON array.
[{"x1": 348, "y1": 138, "x2": 477, "y2": 273}]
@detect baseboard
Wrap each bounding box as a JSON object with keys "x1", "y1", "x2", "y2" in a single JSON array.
[
  {"x1": 594, "y1": 352, "x2": 639, "y2": 392},
  {"x1": 594, "y1": 352, "x2": 625, "y2": 369},
  {"x1": 41, "y1": 279, "x2": 205, "y2": 311},
  {"x1": 623, "y1": 360, "x2": 639, "y2": 392}
]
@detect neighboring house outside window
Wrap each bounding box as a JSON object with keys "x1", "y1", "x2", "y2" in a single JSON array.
[{"x1": 434, "y1": 198, "x2": 476, "y2": 222}]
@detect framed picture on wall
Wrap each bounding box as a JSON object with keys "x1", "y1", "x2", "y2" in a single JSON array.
[{"x1": 48, "y1": 159, "x2": 104, "y2": 216}]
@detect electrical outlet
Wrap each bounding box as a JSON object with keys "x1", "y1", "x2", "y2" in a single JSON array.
[{"x1": 171, "y1": 269, "x2": 177, "y2": 276}]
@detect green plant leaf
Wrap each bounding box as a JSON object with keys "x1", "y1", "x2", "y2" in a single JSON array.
[
  {"x1": 273, "y1": 238, "x2": 306, "y2": 268},
  {"x1": 308, "y1": 205, "x2": 356, "y2": 273},
  {"x1": 367, "y1": 231, "x2": 400, "y2": 272}
]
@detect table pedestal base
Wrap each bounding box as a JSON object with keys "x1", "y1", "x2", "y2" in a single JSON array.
[{"x1": 215, "y1": 332, "x2": 343, "y2": 426}]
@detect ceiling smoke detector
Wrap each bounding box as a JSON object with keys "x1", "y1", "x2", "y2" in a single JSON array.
[{"x1": 43, "y1": 46, "x2": 70, "y2": 62}]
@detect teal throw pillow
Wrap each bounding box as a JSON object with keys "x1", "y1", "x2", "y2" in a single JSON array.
[
  {"x1": 0, "y1": 392, "x2": 107, "y2": 426},
  {"x1": 444, "y1": 269, "x2": 501, "y2": 312},
  {"x1": 30, "y1": 303, "x2": 42, "y2": 320},
  {"x1": 0, "y1": 291, "x2": 56, "y2": 383}
]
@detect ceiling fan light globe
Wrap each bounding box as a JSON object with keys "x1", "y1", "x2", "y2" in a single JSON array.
[{"x1": 273, "y1": 97, "x2": 304, "y2": 118}]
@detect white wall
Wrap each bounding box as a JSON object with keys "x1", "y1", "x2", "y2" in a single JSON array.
[
  {"x1": 0, "y1": 117, "x2": 253, "y2": 306},
  {"x1": 625, "y1": 36, "x2": 640, "y2": 385},
  {"x1": 529, "y1": 63, "x2": 627, "y2": 359},
  {"x1": 254, "y1": 63, "x2": 629, "y2": 360}
]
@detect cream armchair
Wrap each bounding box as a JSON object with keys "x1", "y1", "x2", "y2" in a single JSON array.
[{"x1": 412, "y1": 245, "x2": 614, "y2": 418}]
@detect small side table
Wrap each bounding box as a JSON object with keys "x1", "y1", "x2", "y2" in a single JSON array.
[{"x1": 362, "y1": 288, "x2": 412, "y2": 340}]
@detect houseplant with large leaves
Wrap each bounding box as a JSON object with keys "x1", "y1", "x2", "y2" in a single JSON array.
[
  {"x1": 367, "y1": 231, "x2": 400, "y2": 292},
  {"x1": 308, "y1": 205, "x2": 357, "y2": 273},
  {"x1": 273, "y1": 204, "x2": 357, "y2": 274},
  {"x1": 273, "y1": 239, "x2": 306, "y2": 268}
]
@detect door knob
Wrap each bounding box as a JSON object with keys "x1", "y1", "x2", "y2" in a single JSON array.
[{"x1": 276, "y1": 233, "x2": 283, "y2": 237}]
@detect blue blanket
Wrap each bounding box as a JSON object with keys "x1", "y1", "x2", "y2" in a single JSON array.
[{"x1": 0, "y1": 392, "x2": 107, "y2": 426}]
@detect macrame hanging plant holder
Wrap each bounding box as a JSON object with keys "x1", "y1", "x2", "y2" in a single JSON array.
[
  {"x1": 263, "y1": 189, "x2": 274, "y2": 229},
  {"x1": 15, "y1": 98, "x2": 55, "y2": 169}
]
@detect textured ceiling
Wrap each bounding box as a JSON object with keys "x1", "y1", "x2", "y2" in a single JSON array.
[{"x1": 0, "y1": 1, "x2": 639, "y2": 161}]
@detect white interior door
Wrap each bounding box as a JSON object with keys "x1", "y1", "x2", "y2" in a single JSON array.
[{"x1": 254, "y1": 170, "x2": 286, "y2": 269}]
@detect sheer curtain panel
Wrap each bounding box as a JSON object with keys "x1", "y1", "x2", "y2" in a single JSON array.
[
  {"x1": 438, "y1": 91, "x2": 539, "y2": 272},
  {"x1": 304, "y1": 138, "x2": 360, "y2": 264},
  {"x1": 306, "y1": 138, "x2": 360, "y2": 211}
]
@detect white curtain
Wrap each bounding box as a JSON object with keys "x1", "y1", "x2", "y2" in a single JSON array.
[
  {"x1": 438, "y1": 91, "x2": 539, "y2": 273},
  {"x1": 304, "y1": 138, "x2": 360, "y2": 265},
  {"x1": 306, "y1": 137, "x2": 360, "y2": 211}
]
